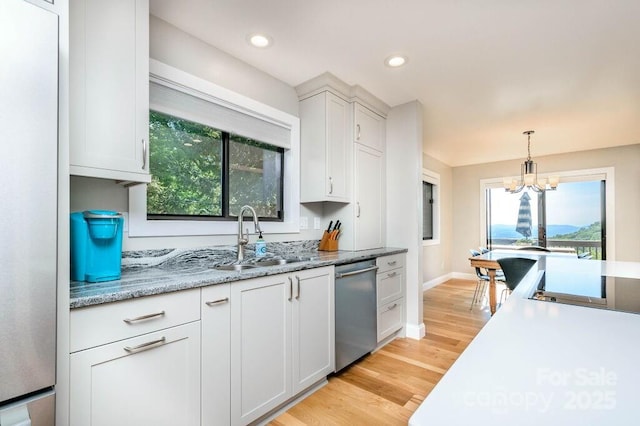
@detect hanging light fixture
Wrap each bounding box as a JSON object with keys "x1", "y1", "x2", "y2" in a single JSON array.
[{"x1": 503, "y1": 130, "x2": 560, "y2": 193}]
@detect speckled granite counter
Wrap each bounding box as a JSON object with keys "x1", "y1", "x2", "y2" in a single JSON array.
[{"x1": 70, "y1": 242, "x2": 407, "y2": 309}]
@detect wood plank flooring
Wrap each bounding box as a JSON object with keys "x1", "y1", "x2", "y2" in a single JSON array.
[{"x1": 269, "y1": 278, "x2": 493, "y2": 425}]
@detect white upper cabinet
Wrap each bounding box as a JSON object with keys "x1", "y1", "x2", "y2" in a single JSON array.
[
  {"x1": 354, "y1": 144, "x2": 385, "y2": 250},
  {"x1": 354, "y1": 102, "x2": 385, "y2": 152},
  {"x1": 69, "y1": 0, "x2": 151, "y2": 183},
  {"x1": 299, "y1": 91, "x2": 350, "y2": 202}
]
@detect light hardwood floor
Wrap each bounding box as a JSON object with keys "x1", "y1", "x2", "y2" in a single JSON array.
[{"x1": 270, "y1": 278, "x2": 493, "y2": 425}]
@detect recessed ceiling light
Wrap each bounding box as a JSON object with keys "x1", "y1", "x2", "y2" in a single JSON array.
[
  {"x1": 385, "y1": 55, "x2": 408, "y2": 67},
  {"x1": 247, "y1": 33, "x2": 272, "y2": 48}
]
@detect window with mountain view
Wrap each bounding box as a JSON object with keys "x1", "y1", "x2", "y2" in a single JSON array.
[{"x1": 486, "y1": 180, "x2": 605, "y2": 259}]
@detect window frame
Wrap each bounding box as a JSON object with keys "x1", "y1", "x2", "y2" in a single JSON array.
[
  {"x1": 422, "y1": 169, "x2": 440, "y2": 246},
  {"x1": 129, "y1": 60, "x2": 300, "y2": 237},
  {"x1": 479, "y1": 167, "x2": 616, "y2": 260}
]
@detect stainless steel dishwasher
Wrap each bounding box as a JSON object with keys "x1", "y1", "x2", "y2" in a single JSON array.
[{"x1": 334, "y1": 260, "x2": 379, "y2": 372}]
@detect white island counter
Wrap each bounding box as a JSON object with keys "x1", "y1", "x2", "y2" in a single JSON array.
[{"x1": 410, "y1": 257, "x2": 640, "y2": 425}]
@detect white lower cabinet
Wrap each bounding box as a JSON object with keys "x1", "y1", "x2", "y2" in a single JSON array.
[
  {"x1": 69, "y1": 322, "x2": 201, "y2": 426},
  {"x1": 201, "y1": 284, "x2": 231, "y2": 426},
  {"x1": 231, "y1": 266, "x2": 334, "y2": 425},
  {"x1": 376, "y1": 254, "x2": 406, "y2": 342}
]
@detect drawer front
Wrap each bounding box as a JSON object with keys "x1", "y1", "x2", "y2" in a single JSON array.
[
  {"x1": 377, "y1": 269, "x2": 404, "y2": 306},
  {"x1": 376, "y1": 253, "x2": 404, "y2": 274},
  {"x1": 377, "y1": 299, "x2": 403, "y2": 342},
  {"x1": 70, "y1": 288, "x2": 201, "y2": 352}
]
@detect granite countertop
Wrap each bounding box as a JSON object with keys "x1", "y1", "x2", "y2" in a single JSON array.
[{"x1": 70, "y1": 241, "x2": 407, "y2": 309}]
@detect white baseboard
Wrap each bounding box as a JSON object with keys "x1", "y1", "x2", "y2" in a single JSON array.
[
  {"x1": 404, "y1": 322, "x2": 425, "y2": 340},
  {"x1": 452, "y1": 272, "x2": 476, "y2": 281},
  {"x1": 423, "y1": 272, "x2": 476, "y2": 292}
]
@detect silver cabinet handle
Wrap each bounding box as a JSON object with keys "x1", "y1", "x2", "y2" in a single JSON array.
[
  {"x1": 356, "y1": 202, "x2": 361, "y2": 218},
  {"x1": 335, "y1": 265, "x2": 378, "y2": 279},
  {"x1": 123, "y1": 310, "x2": 165, "y2": 324},
  {"x1": 205, "y1": 297, "x2": 229, "y2": 306},
  {"x1": 142, "y1": 138, "x2": 147, "y2": 170},
  {"x1": 295, "y1": 276, "x2": 301, "y2": 300},
  {"x1": 356, "y1": 124, "x2": 361, "y2": 140},
  {"x1": 124, "y1": 336, "x2": 166, "y2": 353},
  {"x1": 387, "y1": 272, "x2": 398, "y2": 278},
  {"x1": 388, "y1": 260, "x2": 397, "y2": 266},
  {"x1": 288, "y1": 276, "x2": 293, "y2": 301},
  {"x1": 329, "y1": 176, "x2": 333, "y2": 194},
  {"x1": 387, "y1": 303, "x2": 399, "y2": 311}
]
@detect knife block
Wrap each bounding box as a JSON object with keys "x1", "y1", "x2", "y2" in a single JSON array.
[{"x1": 318, "y1": 231, "x2": 338, "y2": 251}]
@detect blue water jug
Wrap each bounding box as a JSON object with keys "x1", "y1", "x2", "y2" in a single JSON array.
[{"x1": 70, "y1": 210, "x2": 124, "y2": 282}]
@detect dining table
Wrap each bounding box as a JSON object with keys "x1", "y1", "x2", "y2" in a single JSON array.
[{"x1": 469, "y1": 248, "x2": 577, "y2": 315}]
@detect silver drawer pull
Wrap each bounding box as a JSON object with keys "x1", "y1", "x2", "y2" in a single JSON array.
[
  {"x1": 124, "y1": 336, "x2": 166, "y2": 353},
  {"x1": 205, "y1": 297, "x2": 229, "y2": 306},
  {"x1": 387, "y1": 303, "x2": 398, "y2": 311},
  {"x1": 123, "y1": 310, "x2": 165, "y2": 324},
  {"x1": 387, "y1": 272, "x2": 398, "y2": 278},
  {"x1": 387, "y1": 260, "x2": 397, "y2": 266}
]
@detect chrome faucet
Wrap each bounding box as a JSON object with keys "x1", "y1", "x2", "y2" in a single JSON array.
[{"x1": 237, "y1": 205, "x2": 262, "y2": 263}]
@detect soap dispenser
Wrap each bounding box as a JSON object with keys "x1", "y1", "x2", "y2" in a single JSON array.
[{"x1": 255, "y1": 231, "x2": 266, "y2": 257}]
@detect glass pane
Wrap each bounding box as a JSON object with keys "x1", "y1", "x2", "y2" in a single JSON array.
[
  {"x1": 488, "y1": 189, "x2": 540, "y2": 248},
  {"x1": 545, "y1": 180, "x2": 603, "y2": 259},
  {"x1": 147, "y1": 110, "x2": 223, "y2": 216},
  {"x1": 229, "y1": 134, "x2": 283, "y2": 218},
  {"x1": 423, "y1": 182, "x2": 433, "y2": 240}
]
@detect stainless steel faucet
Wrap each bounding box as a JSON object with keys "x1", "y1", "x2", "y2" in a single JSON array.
[{"x1": 237, "y1": 205, "x2": 262, "y2": 263}]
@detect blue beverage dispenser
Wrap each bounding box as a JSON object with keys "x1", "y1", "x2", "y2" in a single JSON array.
[{"x1": 70, "y1": 210, "x2": 124, "y2": 282}]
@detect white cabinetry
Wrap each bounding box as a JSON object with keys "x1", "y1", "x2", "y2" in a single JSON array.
[
  {"x1": 69, "y1": 0, "x2": 151, "y2": 183},
  {"x1": 354, "y1": 102, "x2": 385, "y2": 152},
  {"x1": 376, "y1": 254, "x2": 405, "y2": 342},
  {"x1": 231, "y1": 267, "x2": 334, "y2": 425},
  {"x1": 69, "y1": 289, "x2": 201, "y2": 426},
  {"x1": 354, "y1": 144, "x2": 385, "y2": 250},
  {"x1": 201, "y1": 284, "x2": 231, "y2": 426},
  {"x1": 299, "y1": 91, "x2": 350, "y2": 202}
]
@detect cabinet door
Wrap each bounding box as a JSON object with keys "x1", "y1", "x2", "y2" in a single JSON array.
[
  {"x1": 69, "y1": 322, "x2": 201, "y2": 426},
  {"x1": 70, "y1": 0, "x2": 150, "y2": 182},
  {"x1": 299, "y1": 91, "x2": 349, "y2": 202},
  {"x1": 201, "y1": 284, "x2": 230, "y2": 426},
  {"x1": 378, "y1": 299, "x2": 404, "y2": 342},
  {"x1": 354, "y1": 102, "x2": 385, "y2": 152},
  {"x1": 231, "y1": 275, "x2": 292, "y2": 425},
  {"x1": 325, "y1": 92, "x2": 350, "y2": 200},
  {"x1": 355, "y1": 144, "x2": 385, "y2": 250},
  {"x1": 377, "y1": 268, "x2": 404, "y2": 307},
  {"x1": 291, "y1": 267, "x2": 335, "y2": 394}
]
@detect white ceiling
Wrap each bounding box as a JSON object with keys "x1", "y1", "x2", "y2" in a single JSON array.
[{"x1": 150, "y1": 0, "x2": 640, "y2": 167}]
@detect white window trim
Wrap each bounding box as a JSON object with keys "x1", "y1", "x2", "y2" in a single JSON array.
[
  {"x1": 479, "y1": 167, "x2": 615, "y2": 260},
  {"x1": 129, "y1": 60, "x2": 300, "y2": 237},
  {"x1": 422, "y1": 168, "x2": 440, "y2": 246}
]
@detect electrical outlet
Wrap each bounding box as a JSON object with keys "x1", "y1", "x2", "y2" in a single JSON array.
[
  {"x1": 300, "y1": 216, "x2": 308, "y2": 229},
  {"x1": 313, "y1": 217, "x2": 321, "y2": 230}
]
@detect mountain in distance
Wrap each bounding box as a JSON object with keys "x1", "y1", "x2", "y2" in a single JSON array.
[{"x1": 491, "y1": 224, "x2": 581, "y2": 239}]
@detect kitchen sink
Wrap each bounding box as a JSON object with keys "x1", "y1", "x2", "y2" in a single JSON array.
[{"x1": 214, "y1": 264, "x2": 257, "y2": 271}]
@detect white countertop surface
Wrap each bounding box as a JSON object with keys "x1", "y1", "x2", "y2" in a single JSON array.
[{"x1": 410, "y1": 257, "x2": 640, "y2": 425}]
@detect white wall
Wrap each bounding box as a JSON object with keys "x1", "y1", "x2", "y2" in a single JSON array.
[
  {"x1": 451, "y1": 144, "x2": 640, "y2": 274},
  {"x1": 386, "y1": 101, "x2": 425, "y2": 339},
  {"x1": 70, "y1": 16, "x2": 325, "y2": 251},
  {"x1": 422, "y1": 154, "x2": 453, "y2": 287}
]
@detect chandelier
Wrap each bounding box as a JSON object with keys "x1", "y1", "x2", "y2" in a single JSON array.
[{"x1": 503, "y1": 130, "x2": 559, "y2": 193}]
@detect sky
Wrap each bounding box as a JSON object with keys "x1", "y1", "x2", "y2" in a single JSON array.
[{"x1": 491, "y1": 181, "x2": 601, "y2": 227}]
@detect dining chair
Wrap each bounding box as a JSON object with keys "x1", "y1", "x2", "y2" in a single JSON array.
[
  {"x1": 469, "y1": 249, "x2": 504, "y2": 310},
  {"x1": 496, "y1": 257, "x2": 537, "y2": 305}
]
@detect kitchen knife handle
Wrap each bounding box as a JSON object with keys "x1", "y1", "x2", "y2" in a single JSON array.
[{"x1": 123, "y1": 310, "x2": 165, "y2": 324}]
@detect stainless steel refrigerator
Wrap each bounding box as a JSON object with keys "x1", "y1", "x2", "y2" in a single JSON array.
[{"x1": 0, "y1": 0, "x2": 58, "y2": 424}]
